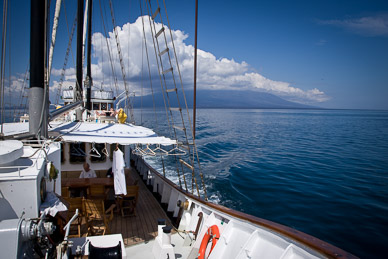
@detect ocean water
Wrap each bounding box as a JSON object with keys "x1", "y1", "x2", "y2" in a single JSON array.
[
  {"x1": 136, "y1": 108, "x2": 388, "y2": 259},
  {"x1": 4, "y1": 108, "x2": 387, "y2": 257}
]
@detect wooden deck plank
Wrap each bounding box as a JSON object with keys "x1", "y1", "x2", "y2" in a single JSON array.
[
  {"x1": 107, "y1": 167, "x2": 173, "y2": 247},
  {"x1": 136, "y1": 171, "x2": 162, "y2": 240},
  {"x1": 72, "y1": 166, "x2": 173, "y2": 246},
  {"x1": 138, "y1": 188, "x2": 158, "y2": 241},
  {"x1": 136, "y1": 197, "x2": 149, "y2": 242}
]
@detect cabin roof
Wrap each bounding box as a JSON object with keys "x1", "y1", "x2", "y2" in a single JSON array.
[{"x1": 49, "y1": 121, "x2": 176, "y2": 145}]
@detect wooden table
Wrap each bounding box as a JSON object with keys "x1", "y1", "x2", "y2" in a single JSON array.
[
  {"x1": 62, "y1": 178, "x2": 114, "y2": 188},
  {"x1": 62, "y1": 178, "x2": 114, "y2": 199}
]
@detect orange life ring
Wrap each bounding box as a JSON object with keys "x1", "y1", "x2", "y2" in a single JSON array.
[{"x1": 198, "y1": 225, "x2": 220, "y2": 259}]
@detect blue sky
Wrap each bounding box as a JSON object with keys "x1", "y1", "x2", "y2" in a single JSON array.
[{"x1": 2, "y1": 0, "x2": 388, "y2": 109}]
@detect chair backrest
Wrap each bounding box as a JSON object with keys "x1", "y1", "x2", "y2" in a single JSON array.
[
  {"x1": 83, "y1": 198, "x2": 105, "y2": 220},
  {"x1": 63, "y1": 197, "x2": 83, "y2": 219},
  {"x1": 61, "y1": 187, "x2": 70, "y2": 198},
  {"x1": 125, "y1": 185, "x2": 139, "y2": 200},
  {"x1": 88, "y1": 184, "x2": 106, "y2": 198}
]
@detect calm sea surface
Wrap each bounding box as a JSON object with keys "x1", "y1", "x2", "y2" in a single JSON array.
[
  {"x1": 4, "y1": 108, "x2": 387, "y2": 258},
  {"x1": 137, "y1": 108, "x2": 388, "y2": 259}
]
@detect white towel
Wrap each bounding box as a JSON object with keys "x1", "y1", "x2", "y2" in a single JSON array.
[{"x1": 112, "y1": 149, "x2": 127, "y2": 195}]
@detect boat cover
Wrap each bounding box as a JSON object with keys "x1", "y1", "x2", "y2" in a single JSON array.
[
  {"x1": 49, "y1": 121, "x2": 176, "y2": 145},
  {"x1": 0, "y1": 122, "x2": 29, "y2": 136},
  {"x1": 112, "y1": 149, "x2": 127, "y2": 195}
]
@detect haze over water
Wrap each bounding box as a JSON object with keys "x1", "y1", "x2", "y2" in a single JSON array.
[{"x1": 140, "y1": 108, "x2": 388, "y2": 258}]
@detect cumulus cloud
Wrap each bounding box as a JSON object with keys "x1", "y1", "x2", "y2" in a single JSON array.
[
  {"x1": 50, "y1": 15, "x2": 329, "y2": 104},
  {"x1": 318, "y1": 13, "x2": 388, "y2": 37}
]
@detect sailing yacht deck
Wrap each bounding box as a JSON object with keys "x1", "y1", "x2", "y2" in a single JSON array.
[
  {"x1": 110, "y1": 167, "x2": 174, "y2": 246},
  {"x1": 64, "y1": 166, "x2": 173, "y2": 247}
]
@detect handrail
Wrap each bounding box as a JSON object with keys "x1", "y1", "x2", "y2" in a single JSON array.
[
  {"x1": 138, "y1": 156, "x2": 357, "y2": 259},
  {"x1": 63, "y1": 209, "x2": 79, "y2": 241},
  {"x1": 0, "y1": 165, "x2": 29, "y2": 178}
]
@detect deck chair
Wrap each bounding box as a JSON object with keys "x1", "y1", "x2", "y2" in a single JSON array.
[
  {"x1": 88, "y1": 184, "x2": 109, "y2": 199},
  {"x1": 83, "y1": 198, "x2": 116, "y2": 236},
  {"x1": 63, "y1": 197, "x2": 83, "y2": 237},
  {"x1": 61, "y1": 186, "x2": 70, "y2": 198},
  {"x1": 120, "y1": 185, "x2": 139, "y2": 217}
]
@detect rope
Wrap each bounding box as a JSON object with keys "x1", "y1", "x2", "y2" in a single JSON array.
[
  {"x1": 162, "y1": 0, "x2": 208, "y2": 200},
  {"x1": 55, "y1": 15, "x2": 77, "y2": 105},
  {"x1": 13, "y1": 64, "x2": 29, "y2": 121},
  {"x1": 139, "y1": 2, "x2": 159, "y2": 133},
  {"x1": 98, "y1": 0, "x2": 119, "y2": 96},
  {"x1": 144, "y1": 0, "x2": 207, "y2": 200},
  {"x1": 63, "y1": 0, "x2": 76, "y2": 68},
  {"x1": 140, "y1": 24, "x2": 144, "y2": 124},
  {"x1": 108, "y1": 0, "x2": 135, "y2": 123},
  {"x1": 144, "y1": 4, "x2": 173, "y2": 140},
  {"x1": 150, "y1": 0, "x2": 201, "y2": 197},
  {"x1": 144, "y1": 1, "x2": 187, "y2": 192},
  {"x1": 6, "y1": 3, "x2": 11, "y2": 118},
  {"x1": 0, "y1": 0, "x2": 8, "y2": 132}
]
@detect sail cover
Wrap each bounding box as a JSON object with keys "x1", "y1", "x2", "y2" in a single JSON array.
[{"x1": 49, "y1": 121, "x2": 176, "y2": 145}]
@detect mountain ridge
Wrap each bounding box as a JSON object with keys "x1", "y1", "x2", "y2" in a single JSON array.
[{"x1": 132, "y1": 90, "x2": 316, "y2": 109}]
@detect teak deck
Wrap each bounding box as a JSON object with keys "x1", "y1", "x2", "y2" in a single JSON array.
[
  {"x1": 64, "y1": 167, "x2": 173, "y2": 246},
  {"x1": 109, "y1": 168, "x2": 172, "y2": 246}
]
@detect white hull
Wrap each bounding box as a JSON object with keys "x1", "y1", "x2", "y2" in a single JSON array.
[{"x1": 130, "y1": 153, "x2": 356, "y2": 259}]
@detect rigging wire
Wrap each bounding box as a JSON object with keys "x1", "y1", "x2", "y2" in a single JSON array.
[
  {"x1": 148, "y1": 0, "x2": 197, "y2": 195},
  {"x1": 145, "y1": 0, "x2": 191, "y2": 192},
  {"x1": 98, "y1": 0, "x2": 119, "y2": 95},
  {"x1": 141, "y1": 0, "x2": 207, "y2": 200},
  {"x1": 54, "y1": 12, "x2": 77, "y2": 105},
  {"x1": 144, "y1": 4, "x2": 172, "y2": 138},
  {"x1": 140, "y1": 26, "x2": 144, "y2": 125},
  {"x1": 100, "y1": 23, "x2": 105, "y2": 90},
  {"x1": 63, "y1": 0, "x2": 76, "y2": 69},
  {"x1": 13, "y1": 64, "x2": 29, "y2": 121},
  {"x1": 108, "y1": 0, "x2": 135, "y2": 123},
  {"x1": 6, "y1": 1, "x2": 11, "y2": 119},
  {"x1": 139, "y1": 0, "x2": 186, "y2": 190},
  {"x1": 0, "y1": 0, "x2": 8, "y2": 134},
  {"x1": 162, "y1": 0, "x2": 208, "y2": 200},
  {"x1": 139, "y1": 3, "x2": 158, "y2": 133}
]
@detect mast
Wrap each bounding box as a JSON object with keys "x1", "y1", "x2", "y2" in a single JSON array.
[
  {"x1": 75, "y1": 0, "x2": 84, "y2": 120},
  {"x1": 193, "y1": 0, "x2": 198, "y2": 139},
  {"x1": 85, "y1": 0, "x2": 93, "y2": 111},
  {"x1": 48, "y1": 0, "x2": 62, "y2": 83},
  {"x1": 29, "y1": 0, "x2": 47, "y2": 137}
]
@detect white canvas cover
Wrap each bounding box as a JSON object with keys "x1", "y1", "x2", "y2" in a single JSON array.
[
  {"x1": 0, "y1": 122, "x2": 29, "y2": 136},
  {"x1": 112, "y1": 149, "x2": 127, "y2": 195},
  {"x1": 62, "y1": 90, "x2": 114, "y2": 100},
  {"x1": 49, "y1": 121, "x2": 176, "y2": 145}
]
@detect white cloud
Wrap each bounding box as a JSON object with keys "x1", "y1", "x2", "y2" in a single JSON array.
[
  {"x1": 50, "y1": 15, "x2": 329, "y2": 104},
  {"x1": 318, "y1": 13, "x2": 388, "y2": 37}
]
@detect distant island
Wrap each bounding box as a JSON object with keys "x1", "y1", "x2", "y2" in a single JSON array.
[
  {"x1": 132, "y1": 90, "x2": 316, "y2": 109},
  {"x1": 2, "y1": 90, "x2": 315, "y2": 110}
]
